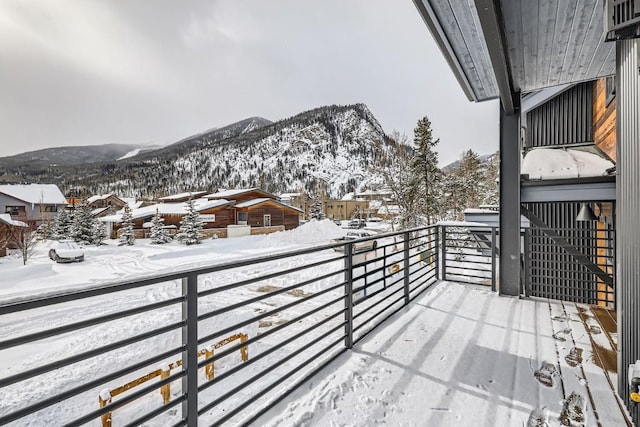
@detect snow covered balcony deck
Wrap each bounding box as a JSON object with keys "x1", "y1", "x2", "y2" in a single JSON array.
[
  {"x1": 0, "y1": 223, "x2": 626, "y2": 426},
  {"x1": 257, "y1": 281, "x2": 629, "y2": 426}
]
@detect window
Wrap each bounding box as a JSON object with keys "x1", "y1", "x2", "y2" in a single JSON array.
[
  {"x1": 606, "y1": 76, "x2": 616, "y2": 106},
  {"x1": 5, "y1": 206, "x2": 21, "y2": 216},
  {"x1": 40, "y1": 205, "x2": 57, "y2": 213},
  {"x1": 263, "y1": 214, "x2": 271, "y2": 227}
]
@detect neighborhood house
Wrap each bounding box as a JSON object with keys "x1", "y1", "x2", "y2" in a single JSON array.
[{"x1": 0, "y1": 184, "x2": 68, "y2": 226}]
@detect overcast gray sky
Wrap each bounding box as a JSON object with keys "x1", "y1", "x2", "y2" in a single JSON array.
[{"x1": 0, "y1": 0, "x2": 498, "y2": 166}]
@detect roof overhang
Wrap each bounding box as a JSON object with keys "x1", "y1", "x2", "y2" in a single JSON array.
[
  {"x1": 413, "y1": 0, "x2": 616, "y2": 103},
  {"x1": 521, "y1": 177, "x2": 616, "y2": 203}
]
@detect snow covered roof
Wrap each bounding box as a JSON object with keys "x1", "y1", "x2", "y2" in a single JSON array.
[
  {"x1": 205, "y1": 188, "x2": 278, "y2": 200},
  {"x1": 0, "y1": 184, "x2": 67, "y2": 205},
  {"x1": 91, "y1": 207, "x2": 110, "y2": 217},
  {"x1": 341, "y1": 192, "x2": 355, "y2": 201},
  {"x1": 100, "y1": 199, "x2": 233, "y2": 223},
  {"x1": 120, "y1": 198, "x2": 144, "y2": 210},
  {"x1": 87, "y1": 194, "x2": 113, "y2": 204},
  {"x1": 235, "y1": 198, "x2": 303, "y2": 212},
  {"x1": 280, "y1": 192, "x2": 303, "y2": 198},
  {"x1": 0, "y1": 214, "x2": 27, "y2": 227},
  {"x1": 355, "y1": 189, "x2": 391, "y2": 197},
  {"x1": 463, "y1": 208, "x2": 498, "y2": 214},
  {"x1": 522, "y1": 147, "x2": 614, "y2": 180},
  {"x1": 157, "y1": 191, "x2": 208, "y2": 201},
  {"x1": 377, "y1": 205, "x2": 400, "y2": 215}
]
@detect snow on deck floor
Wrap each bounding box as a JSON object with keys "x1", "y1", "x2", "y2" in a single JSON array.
[{"x1": 256, "y1": 282, "x2": 630, "y2": 427}]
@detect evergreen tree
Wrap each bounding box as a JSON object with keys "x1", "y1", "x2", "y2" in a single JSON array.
[
  {"x1": 70, "y1": 200, "x2": 95, "y2": 243},
  {"x1": 52, "y1": 208, "x2": 74, "y2": 240},
  {"x1": 176, "y1": 200, "x2": 204, "y2": 245},
  {"x1": 150, "y1": 209, "x2": 172, "y2": 244},
  {"x1": 411, "y1": 116, "x2": 443, "y2": 224},
  {"x1": 92, "y1": 221, "x2": 107, "y2": 246},
  {"x1": 309, "y1": 201, "x2": 323, "y2": 220},
  {"x1": 481, "y1": 152, "x2": 500, "y2": 205},
  {"x1": 371, "y1": 131, "x2": 421, "y2": 230},
  {"x1": 457, "y1": 149, "x2": 483, "y2": 209},
  {"x1": 442, "y1": 172, "x2": 466, "y2": 221},
  {"x1": 118, "y1": 205, "x2": 136, "y2": 246},
  {"x1": 442, "y1": 150, "x2": 484, "y2": 220}
]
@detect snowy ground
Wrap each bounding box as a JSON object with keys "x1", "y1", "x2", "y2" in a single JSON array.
[{"x1": 255, "y1": 282, "x2": 629, "y2": 427}]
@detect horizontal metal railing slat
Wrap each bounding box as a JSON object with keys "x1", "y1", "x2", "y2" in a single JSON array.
[{"x1": 0, "y1": 224, "x2": 449, "y2": 426}]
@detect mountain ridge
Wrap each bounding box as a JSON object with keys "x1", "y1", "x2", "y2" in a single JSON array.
[{"x1": 0, "y1": 104, "x2": 392, "y2": 198}]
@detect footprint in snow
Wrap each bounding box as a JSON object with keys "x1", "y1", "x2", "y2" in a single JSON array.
[
  {"x1": 588, "y1": 325, "x2": 602, "y2": 335},
  {"x1": 526, "y1": 407, "x2": 550, "y2": 427},
  {"x1": 553, "y1": 328, "x2": 572, "y2": 342},
  {"x1": 534, "y1": 362, "x2": 558, "y2": 388},
  {"x1": 564, "y1": 347, "x2": 584, "y2": 367},
  {"x1": 560, "y1": 392, "x2": 586, "y2": 426}
]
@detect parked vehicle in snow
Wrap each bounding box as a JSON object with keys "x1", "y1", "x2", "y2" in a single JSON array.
[
  {"x1": 49, "y1": 240, "x2": 85, "y2": 263},
  {"x1": 348, "y1": 219, "x2": 366, "y2": 228},
  {"x1": 331, "y1": 231, "x2": 377, "y2": 253}
]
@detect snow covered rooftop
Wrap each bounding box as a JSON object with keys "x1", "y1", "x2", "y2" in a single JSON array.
[
  {"x1": 522, "y1": 148, "x2": 614, "y2": 180},
  {"x1": 0, "y1": 214, "x2": 27, "y2": 227},
  {"x1": 120, "y1": 198, "x2": 143, "y2": 210},
  {"x1": 235, "y1": 198, "x2": 303, "y2": 212},
  {"x1": 0, "y1": 184, "x2": 67, "y2": 205},
  {"x1": 157, "y1": 191, "x2": 208, "y2": 201},
  {"x1": 90, "y1": 207, "x2": 109, "y2": 217},
  {"x1": 464, "y1": 208, "x2": 500, "y2": 214},
  {"x1": 87, "y1": 194, "x2": 113, "y2": 204},
  {"x1": 205, "y1": 188, "x2": 277, "y2": 200},
  {"x1": 100, "y1": 199, "x2": 233, "y2": 222},
  {"x1": 259, "y1": 282, "x2": 628, "y2": 426},
  {"x1": 279, "y1": 192, "x2": 303, "y2": 199}
]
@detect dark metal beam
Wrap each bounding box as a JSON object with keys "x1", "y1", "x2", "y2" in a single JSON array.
[
  {"x1": 520, "y1": 206, "x2": 614, "y2": 287},
  {"x1": 521, "y1": 180, "x2": 616, "y2": 203},
  {"x1": 474, "y1": 0, "x2": 517, "y2": 114},
  {"x1": 499, "y1": 101, "x2": 521, "y2": 296}
]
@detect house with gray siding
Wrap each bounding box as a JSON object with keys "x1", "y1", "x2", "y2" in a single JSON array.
[{"x1": 0, "y1": 184, "x2": 68, "y2": 225}]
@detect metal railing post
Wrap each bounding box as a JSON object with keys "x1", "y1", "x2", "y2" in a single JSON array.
[
  {"x1": 403, "y1": 231, "x2": 410, "y2": 304},
  {"x1": 182, "y1": 273, "x2": 199, "y2": 426},
  {"x1": 434, "y1": 226, "x2": 440, "y2": 280},
  {"x1": 441, "y1": 225, "x2": 447, "y2": 281},
  {"x1": 344, "y1": 243, "x2": 354, "y2": 349},
  {"x1": 523, "y1": 228, "x2": 531, "y2": 298},
  {"x1": 491, "y1": 227, "x2": 497, "y2": 292}
]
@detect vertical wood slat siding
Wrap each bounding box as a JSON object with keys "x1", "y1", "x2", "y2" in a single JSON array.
[
  {"x1": 617, "y1": 38, "x2": 640, "y2": 424},
  {"x1": 593, "y1": 78, "x2": 618, "y2": 160},
  {"x1": 525, "y1": 82, "x2": 594, "y2": 147}
]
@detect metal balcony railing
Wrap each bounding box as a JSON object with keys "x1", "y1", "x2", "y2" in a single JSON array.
[
  {"x1": 0, "y1": 225, "x2": 439, "y2": 426},
  {"x1": 0, "y1": 223, "x2": 615, "y2": 425}
]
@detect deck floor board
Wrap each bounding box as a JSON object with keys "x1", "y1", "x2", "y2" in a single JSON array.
[{"x1": 256, "y1": 282, "x2": 631, "y2": 427}]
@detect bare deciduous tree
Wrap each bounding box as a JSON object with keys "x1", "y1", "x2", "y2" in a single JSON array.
[
  {"x1": 10, "y1": 224, "x2": 38, "y2": 265},
  {"x1": 371, "y1": 131, "x2": 421, "y2": 231}
]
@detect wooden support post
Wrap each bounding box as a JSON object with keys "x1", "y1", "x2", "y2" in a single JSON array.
[
  {"x1": 240, "y1": 334, "x2": 249, "y2": 362},
  {"x1": 160, "y1": 367, "x2": 171, "y2": 405},
  {"x1": 205, "y1": 348, "x2": 215, "y2": 381},
  {"x1": 98, "y1": 391, "x2": 112, "y2": 427}
]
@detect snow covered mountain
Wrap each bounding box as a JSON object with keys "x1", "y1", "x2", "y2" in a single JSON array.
[
  {"x1": 2, "y1": 104, "x2": 392, "y2": 198},
  {"x1": 0, "y1": 144, "x2": 158, "y2": 168}
]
